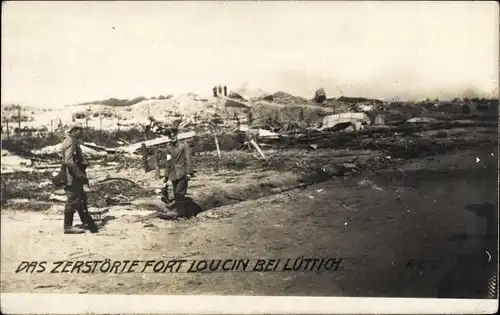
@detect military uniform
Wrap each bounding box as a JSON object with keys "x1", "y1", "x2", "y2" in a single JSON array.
[
  {"x1": 163, "y1": 140, "x2": 194, "y2": 217},
  {"x1": 61, "y1": 133, "x2": 94, "y2": 233}
]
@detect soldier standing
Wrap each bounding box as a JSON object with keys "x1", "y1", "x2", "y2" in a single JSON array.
[
  {"x1": 162, "y1": 128, "x2": 195, "y2": 218},
  {"x1": 213, "y1": 86, "x2": 218, "y2": 97},
  {"x1": 223, "y1": 85, "x2": 227, "y2": 96},
  {"x1": 218, "y1": 85, "x2": 222, "y2": 96},
  {"x1": 61, "y1": 124, "x2": 98, "y2": 234}
]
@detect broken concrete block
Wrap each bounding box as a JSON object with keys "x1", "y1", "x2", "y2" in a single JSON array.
[
  {"x1": 343, "y1": 163, "x2": 357, "y2": 169},
  {"x1": 258, "y1": 129, "x2": 280, "y2": 139},
  {"x1": 314, "y1": 88, "x2": 327, "y2": 103},
  {"x1": 407, "y1": 117, "x2": 439, "y2": 123},
  {"x1": 353, "y1": 121, "x2": 364, "y2": 131},
  {"x1": 49, "y1": 194, "x2": 67, "y2": 202},
  {"x1": 320, "y1": 112, "x2": 371, "y2": 131},
  {"x1": 374, "y1": 114, "x2": 386, "y2": 125}
]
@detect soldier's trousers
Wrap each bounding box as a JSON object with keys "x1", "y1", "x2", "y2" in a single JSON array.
[
  {"x1": 64, "y1": 184, "x2": 88, "y2": 227},
  {"x1": 172, "y1": 176, "x2": 190, "y2": 217}
]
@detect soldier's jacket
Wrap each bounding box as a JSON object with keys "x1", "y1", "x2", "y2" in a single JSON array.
[
  {"x1": 164, "y1": 141, "x2": 193, "y2": 182},
  {"x1": 61, "y1": 136, "x2": 87, "y2": 186}
]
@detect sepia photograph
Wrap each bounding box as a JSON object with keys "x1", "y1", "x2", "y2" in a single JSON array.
[{"x1": 1, "y1": 1, "x2": 498, "y2": 314}]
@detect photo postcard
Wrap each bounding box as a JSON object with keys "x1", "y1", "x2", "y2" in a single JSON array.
[{"x1": 1, "y1": 1, "x2": 498, "y2": 314}]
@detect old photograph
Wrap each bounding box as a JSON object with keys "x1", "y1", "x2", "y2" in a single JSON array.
[{"x1": 1, "y1": 1, "x2": 498, "y2": 313}]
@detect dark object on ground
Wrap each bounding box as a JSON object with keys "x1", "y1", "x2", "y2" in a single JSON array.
[
  {"x1": 183, "y1": 197, "x2": 203, "y2": 217},
  {"x1": 462, "y1": 104, "x2": 471, "y2": 115},
  {"x1": 438, "y1": 202, "x2": 498, "y2": 298},
  {"x1": 314, "y1": 88, "x2": 327, "y2": 103},
  {"x1": 437, "y1": 251, "x2": 497, "y2": 298},
  {"x1": 436, "y1": 131, "x2": 448, "y2": 138},
  {"x1": 465, "y1": 202, "x2": 496, "y2": 218},
  {"x1": 157, "y1": 197, "x2": 202, "y2": 220},
  {"x1": 466, "y1": 202, "x2": 498, "y2": 239}
]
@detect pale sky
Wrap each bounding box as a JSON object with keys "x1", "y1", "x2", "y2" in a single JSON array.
[{"x1": 2, "y1": 1, "x2": 499, "y2": 108}]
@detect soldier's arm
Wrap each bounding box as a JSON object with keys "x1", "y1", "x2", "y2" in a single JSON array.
[
  {"x1": 63, "y1": 140, "x2": 85, "y2": 179},
  {"x1": 77, "y1": 140, "x2": 89, "y2": 170},
  {"x1": 184, "y1": 141, "x2": 194, "y2": 175},
  {"x1": 79, "y1": 141, "x2": 89, "y2": 165}
]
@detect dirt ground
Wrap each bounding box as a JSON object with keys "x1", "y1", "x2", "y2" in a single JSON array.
[{"x1": 1, "y1": 144, "x2": 497, "y2": 298}]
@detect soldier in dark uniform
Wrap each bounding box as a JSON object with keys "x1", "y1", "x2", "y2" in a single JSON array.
[
  {"x1": 223, "y1": 85, "x2": 228, "y2": 96},
  {"x1": 162, "y1": 128, "x2": 195, "y2": 217},
  {"x1": 61, "y1": 124, "x2": 98, "y2": 234},
  {"x1": 213, "y1": 86, "x2": 218, "y2": 97},
  {"x1": 218, "y1": 85, "x2": 222, "y2": 96}
]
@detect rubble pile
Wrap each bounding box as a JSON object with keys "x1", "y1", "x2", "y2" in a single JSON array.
[
  {"x1": 1, "y1": 149, "x2": 34, "y2": 173},
  {"x1": 89, "y1": 179, "x2": 152, "y2": 208},
  {"x1": 262, "y1": 91, "x2": 310, "y2": 105},
  {"x1": 31, "y1": 142, "x2": 107, "y2": 158},
  {"x1": 227, "y1": 92, "x2": 247, "y2": 102},
  {"x1": 2, "y1": 89, "x2": 497, "y2": 217},
  {"x1": 231, "y1": 84, "x2": 269, "y2": 101}
]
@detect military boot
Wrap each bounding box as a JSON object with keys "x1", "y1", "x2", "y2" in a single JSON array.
[
  {"x1": 75, "y1": 209, "x2": 89, "y2": 230},
  {"x1": 63, "y1": 211, "x2": 84, "y2": 234},
  {"x1": 82, "y1": 212, "x2": 99, "y2": 233},
  {"x1": 78, "y1": 197, "x2": 99, "y2": 233}
]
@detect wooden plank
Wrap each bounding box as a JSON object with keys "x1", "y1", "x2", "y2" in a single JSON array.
[
  {"x1": 142, "y1": 143, "x2": 149, "y2": 173},
  {"x1": 154, "y1": 148, "x2": 160, "y2": 179},
  {"x1": 213, "y1": 133, "x2": 221, "y2": 159},
  {"x1": 249, "y1": 139, "x2": 267, "y2": 160}
]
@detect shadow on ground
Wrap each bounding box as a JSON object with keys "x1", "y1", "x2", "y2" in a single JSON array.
[
  {"x1": 437, "y1": 202, "x2": 498, "y2": 299},
  {"x1": 75, "y1": 214, "x2": 117, "y2": 230},
  {"x1": 155, "y1": 197, "x2": 203, "y2": 220},
  {"x1": 185, "y1": 197, "x2": 203, "y2": 217}
]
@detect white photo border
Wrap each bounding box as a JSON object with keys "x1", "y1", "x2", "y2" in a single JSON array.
[{"x1": 1, "y1": 294, "x2": 498, "y2": 314}]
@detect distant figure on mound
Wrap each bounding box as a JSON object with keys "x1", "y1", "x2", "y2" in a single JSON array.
[
  {"x1": 162, "y1": 128, "x2": 195, "y2": 218},
  {"x1": 223, "y1": 85, "x2": 227, "y2": 97},
  {"x1": 213, "y1": 86, "x2": 218, "y2": 97},
  {"x1": 218, "y1": 85, "x2": 222, "y2": 96},
  {"x1": 60, "y1": 124, "x2": 98, "y2": 234}
]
